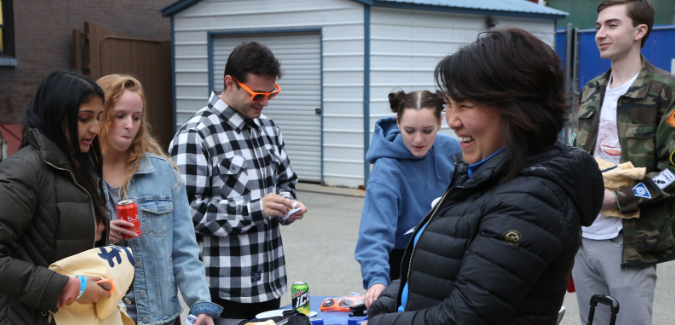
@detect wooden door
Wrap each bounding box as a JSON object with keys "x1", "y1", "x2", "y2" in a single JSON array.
[{"x1": 73, "y1": 22, "x2": 173, "y2": 150}]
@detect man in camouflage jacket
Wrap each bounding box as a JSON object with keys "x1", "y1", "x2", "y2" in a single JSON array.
[
  {"x1": 572, "y1": 1, "x2": 675, "y2": 325},
  {"x1": 576, "y1": 55, "x2": 675, "y2": 268}
]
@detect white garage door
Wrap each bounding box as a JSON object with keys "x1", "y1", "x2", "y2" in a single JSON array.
[{"x1": 213, "y1": 31, "x2": 322, "y2": 183}]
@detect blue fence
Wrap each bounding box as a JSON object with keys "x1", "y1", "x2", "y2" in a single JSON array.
[{"x1": 556, "y1": 26, "x2": 675, "y2": 91}]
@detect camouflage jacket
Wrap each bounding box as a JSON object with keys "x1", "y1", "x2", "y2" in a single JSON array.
[{"x1": 575, "y1": 56, "x2": 675, "y2": 268}]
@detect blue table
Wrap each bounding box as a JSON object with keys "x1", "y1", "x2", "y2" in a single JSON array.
[{"x1": 280, "y1": 296, "x2": 367, "y2": 325}]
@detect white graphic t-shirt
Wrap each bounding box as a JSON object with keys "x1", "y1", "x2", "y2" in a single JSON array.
[{"x1": 582, "y1": 72, "x2": 639, "y2": 240}]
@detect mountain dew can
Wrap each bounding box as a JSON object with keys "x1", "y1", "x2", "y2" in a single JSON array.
[{"x1": 291, "y1": 281, "x2": 310, "y2": 314}]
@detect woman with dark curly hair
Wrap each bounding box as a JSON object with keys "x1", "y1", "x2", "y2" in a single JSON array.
[{"x1": 367, "y1": 28, "x2": 605, "y2": 325}]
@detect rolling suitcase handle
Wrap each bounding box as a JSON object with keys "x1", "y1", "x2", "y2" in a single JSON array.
[{"x1": 587, "y1": 294, "x2": 620, "y2": 325}]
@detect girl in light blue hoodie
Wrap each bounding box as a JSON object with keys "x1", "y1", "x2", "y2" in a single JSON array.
[{"x1": 355, "y1": 90, "x2": 460, "y2": 308}]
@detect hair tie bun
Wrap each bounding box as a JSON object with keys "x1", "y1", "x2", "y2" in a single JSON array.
[{"x1": 388, "y1": 90, "x2": 406, "y2": 113}]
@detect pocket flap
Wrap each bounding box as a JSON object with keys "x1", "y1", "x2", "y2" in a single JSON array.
[
  {"x1": 138, "y1": 198, "x2": 173, "y2": 214},
  {"x1": 219, "y1": 155, "x2": 247, "y2": 175},
  {"x1": 268, "y1": 148, "x2": 280, "y2": 164},
  {"x1": 578, "y1": 106, "x2": 597, "y2": 119},
  {"x1": 625, "y1": 124, "x2": 657, "y2": 138}
]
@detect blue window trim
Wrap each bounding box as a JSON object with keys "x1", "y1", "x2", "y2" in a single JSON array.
[
  {"x1": 207, "y1": 28, "x2": 323, "y2": 93},
  {"x1": 206, "y1": 28, "x2": 325, "y2": 184},
  {"x1": 171, "y1": 17, "x2": 177, "y2": 135},
  {"x1": 161, "y1": 0, "x2": 202, "y2": 17},
  {"x1": 363, "y1": 4, "x2": 371, "y2": 186},
  {"x1": 319, "y1": 28, "x2": 325, "y2": 185},
  {"x1": 207, "y1": 34, "x2": 214, "y2": 96}
]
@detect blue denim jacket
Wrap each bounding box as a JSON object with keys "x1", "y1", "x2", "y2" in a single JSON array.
[{"x1": 104, "y1": 153, "x2": 222, "y2": 325}]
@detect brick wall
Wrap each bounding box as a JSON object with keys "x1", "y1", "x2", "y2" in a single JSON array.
[{"x1": 0, "y1": 0, "x2": 175, "y2": 123}]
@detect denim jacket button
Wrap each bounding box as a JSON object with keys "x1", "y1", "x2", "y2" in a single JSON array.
[
  {"x1": 140, "y1": 290, "x2": 146, "y2": 295},
  {"x1": 143, "y1": 317, "x2": 149, "y2": 323},
  {"x1": 136, "y1": 261, "x2": 142, "y2": 266}
]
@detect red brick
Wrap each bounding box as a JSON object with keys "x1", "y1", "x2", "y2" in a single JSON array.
[{"x1": 0, "y1": 0, "x2": 175, "y2": 123}]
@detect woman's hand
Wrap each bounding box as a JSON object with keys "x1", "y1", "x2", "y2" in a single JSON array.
[
  {"x1": 76, "y1": 275, "x2": 112, "y2": 305},
  {"x1": 365, "y1": 283, "x2": 387, "y2": 308},
  {"x1": 58, "y1": 275, "x2": 112, "y2": 308},
  {"x1": 108, "y1": 219, "x2": 138, "y2": 243},
  {"x1": 194, "y1": 314, "x2": 215, "y2": 325},
  {"x1": 57, "y1": 277, "x2": 81, "y2": 308}
]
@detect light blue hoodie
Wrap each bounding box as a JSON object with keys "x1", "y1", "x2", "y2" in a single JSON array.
[{"x1": 355, "y1": 117, "x2": 460, "y2": 289}]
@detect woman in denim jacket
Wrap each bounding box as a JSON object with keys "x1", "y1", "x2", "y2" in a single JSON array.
[{"x1": 97, "y1": 74, "x2": 222, "y2": 325}]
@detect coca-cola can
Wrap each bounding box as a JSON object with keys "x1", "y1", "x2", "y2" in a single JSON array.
[{"x1": 117, "y1": 200, "x2": 142, "y2": 239}]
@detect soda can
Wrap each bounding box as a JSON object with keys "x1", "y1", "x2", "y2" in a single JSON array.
[
  {"x1": 291, "y1": 281, "x2": 310, "y2": 315},
  {"x1": 117, "y1": 200, "x2": 141, "y2": 239}
]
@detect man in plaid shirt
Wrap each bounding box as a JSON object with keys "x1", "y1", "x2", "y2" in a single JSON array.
[{"x1": 169, "y1": 42, "x2": 307, "y2": 320}]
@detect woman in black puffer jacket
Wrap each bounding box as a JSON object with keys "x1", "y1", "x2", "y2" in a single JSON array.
[
  {"x1": 0, "y1": 71, "x2": 112, "y2": 325},
  {"x1": 367, "y1": 28, "x2": 604, "y2": 325}
]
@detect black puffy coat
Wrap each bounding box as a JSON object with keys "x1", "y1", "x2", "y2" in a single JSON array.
[
  {"x1": 368, "y1": 143, "x2": 603, "y2": 325},
  {"x1": 0, "y1": 128, "x2": 105, "y2": 325}
]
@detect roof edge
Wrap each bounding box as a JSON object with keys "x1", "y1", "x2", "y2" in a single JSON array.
[
  {"x1": 161, "y1": 0, "x2": 203, "y2": 17},
  {"x1": 371, "y1": 0, "x2": 568, "y2": 20},
  {"x1": 161, "y1": 0, "x2": 567, "y2": 19}
]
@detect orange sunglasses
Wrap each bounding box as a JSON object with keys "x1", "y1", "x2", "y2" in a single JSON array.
[{"x1": 232, "y1": 77, "x2": 281, "y2": 102}]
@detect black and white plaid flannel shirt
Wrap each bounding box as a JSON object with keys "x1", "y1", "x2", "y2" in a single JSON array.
[{"x1": 169, "y1": 92, "x2": 298, "y2": 303}]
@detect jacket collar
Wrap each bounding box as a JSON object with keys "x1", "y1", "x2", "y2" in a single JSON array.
[
  {"x1": 590, "y1": 55, "x2": 654, "y2": 100},
  {"x1": 134, "y1": 154, "x2": 155, "y2": 175},
  {"x1": 451, "y1": 148, "x2": 510, "y2": 190},
  {"x1": 25, "y1": 128, "x2": 74, "y2": 170},
  {"x1": 208, "y1": 91, "x2": 262, "y2": 132},
  {"x1": 103, "y1": 154, "x2": 155, "y2": 201},
  {"x1": 462, "y1": 148, "x2": 511, "y2": 186}
]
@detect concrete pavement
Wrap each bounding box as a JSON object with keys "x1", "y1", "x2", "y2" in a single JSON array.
[{"x1": 280, "y1": 187, "x2": 366, "y2": 306}]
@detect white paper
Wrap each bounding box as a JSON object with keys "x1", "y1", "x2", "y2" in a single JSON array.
[{"x1": 283, "y1": 201, "x2": 301, "y2": 220}]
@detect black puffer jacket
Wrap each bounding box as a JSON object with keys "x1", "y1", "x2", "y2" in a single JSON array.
[
  {"x1": 368, "y1": 143, "x2": 603, "y2": 325},
  {"x1": 0, "y1": 128, "x2": 105, "y2": 325}
]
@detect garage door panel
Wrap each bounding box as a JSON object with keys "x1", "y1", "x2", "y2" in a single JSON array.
[{"x1": 213, "y1": 31, "x2": 322, "y2": 182}]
